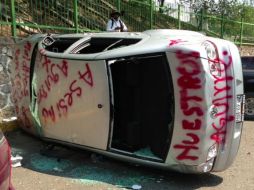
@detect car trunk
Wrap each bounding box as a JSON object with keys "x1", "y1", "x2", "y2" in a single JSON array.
[{"x1": 108, "y1": 53, "x2": 174, "y2": 161}]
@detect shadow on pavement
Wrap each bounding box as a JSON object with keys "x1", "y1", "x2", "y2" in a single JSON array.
[{"x1": 6, "y1": 129, "x2": 223, "y2": 190}]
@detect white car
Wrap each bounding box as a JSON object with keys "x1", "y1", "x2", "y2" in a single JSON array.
[{"x1": 11, "y1": 29, "x2": 245, "y2": 173}]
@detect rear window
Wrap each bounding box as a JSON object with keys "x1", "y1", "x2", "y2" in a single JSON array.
[{"x1": 241, "y1": 57, "x2": 254, "y2": 70}]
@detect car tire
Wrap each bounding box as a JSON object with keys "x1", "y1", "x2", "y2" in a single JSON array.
[{"x1": 245, "y1": 92, "x2": 254, "y2": 121}]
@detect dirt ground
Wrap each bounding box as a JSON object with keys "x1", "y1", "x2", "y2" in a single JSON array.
[
  {"x1": 3, "y1": 121, "x2": 253, "y2": 190},
  {"x1": 239, "y1": 46, "x2": 254, "y2": 56}
]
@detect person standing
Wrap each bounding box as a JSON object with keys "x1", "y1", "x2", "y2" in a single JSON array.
[{"x1": 106, "y1": 11, "x2": 128, "y2": 32}]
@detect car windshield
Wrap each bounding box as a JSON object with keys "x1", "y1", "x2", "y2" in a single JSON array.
[{"x1": 241, "y1": 57, "x2": 254, "y2": 70}]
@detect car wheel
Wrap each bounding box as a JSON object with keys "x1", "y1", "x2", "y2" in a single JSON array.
[{"x1": 245, "y1": 92, "x2": 254, "y2": 120}]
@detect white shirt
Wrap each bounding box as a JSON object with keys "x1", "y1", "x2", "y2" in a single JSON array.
[{"x1": 106, "y1": 18, "x2": 128, "y2": 32}]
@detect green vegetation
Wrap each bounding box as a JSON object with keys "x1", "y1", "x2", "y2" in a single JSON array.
[{"x1": 1, "y1": 0, "x2": 254, "y2": 45}]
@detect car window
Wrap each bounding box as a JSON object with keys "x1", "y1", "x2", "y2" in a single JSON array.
[
  {"x1": 44, "y1": 37, "x2": 141, "y2": 54},
  {"x1": 44, "y1": 37, "x2": 81, "y2": 53},
  {"x1": 76, "y1": 38, "x2": 141, "y2": 54},
  {"x1": 241, "y1": 57, "x2": 254, "y2": 70}
]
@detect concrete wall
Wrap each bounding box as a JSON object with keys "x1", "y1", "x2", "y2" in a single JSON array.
[{"x1": 0, "y1": 39, "x2": 16, "y2": 121}]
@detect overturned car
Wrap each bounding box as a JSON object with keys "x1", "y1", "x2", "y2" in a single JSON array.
[{"x1": 10, "y1": 29, "x2": 245, "y2": 173}]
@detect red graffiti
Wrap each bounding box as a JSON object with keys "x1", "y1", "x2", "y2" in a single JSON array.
[
  {"x1": 173, "y1": 145, "x2": 199, "y2": 161},
  {"x1": 12, "y1": 42, "x2": 32, "y2": 104},
  {"x1": 23, "y1": 41, "x2": 32, "y2": 62},
  {"x1": 176, "y1": 50, "x2": 200, "y2": 59},
  {"x1": 12, "y1": 75, "x2": 23, "y2": 102},
  {"x1": 42, "y1": 106, "x2": 56, "y2": 123},
  {"x1": 41, "y1": 63, "x2": 93, "y2": 122},
  {"x1": 174, "y1": 50, "x2": 203, "y2": 161},
  {"x1": 20, "y1": 42, "x2": 32, "y2": 98},
  {"x1": 15, "y1": 42, "x2": 31, "y2": 70},
  {"x1": 42, "y1": 80, "x2": 82, "y2": 122},
  {"x1": 182, "y1": 133, "x2": 200, "y2": 144},
  {"x1": 182, "y1": 119, "x2": 201, "y2": 130},
  {"x1": 208, "y1": 46, "x2": 235, "y2": 144},
  {"x1": 20, "y1": 106, "x2": 31, "y2": 128},
  {"x1": 173, "y1": 42, "x2": 237, "y2": 162},
  {"x1": 78, "y1": 64, "x2": 93, "y2": 87},
  {"x1": 38, "y1": 57, "x2": 69, "y2": 104},
  {"x1": 57, "y1": 60, "x2": 68, "y2": 77},
  {"x1": 38, "y1": 84, "x2": 48, "y2": 103},
  {"x1": 58, "y1": 80, "x2": 82, "y2": 115},
  {"x1": 14, "y1": 49, "x2": 20, "y2": 71},
  {"x1": 169, "y1": 39, "x2": 187, "y2": 46}
]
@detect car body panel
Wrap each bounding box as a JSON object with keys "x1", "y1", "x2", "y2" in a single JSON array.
[
  {"x1": 0, "y1": 131, "x2": 13, "y2": 190},
  {"x1": 10, "y1": 30, "x2": 244, "y2": 173},
  {"x1": 164, "y1": 39, "x2": 244, "y2": 171},
  {"x1": 212, "y1": 41, "x2": 244, "y2": 171},
  {"x1": 11, "y1": 39, "x2": 38, "y2": 135},
  {"x1": 33, "y1": 57, "x2": 110, "y2": 149}
]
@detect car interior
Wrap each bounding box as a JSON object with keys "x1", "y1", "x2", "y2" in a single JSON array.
[{"x1": 108, "y1": 53, "x2": 174, "y2": 161}]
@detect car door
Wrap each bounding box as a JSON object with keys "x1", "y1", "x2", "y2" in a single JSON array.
[{"x1": 32, "y1": 53, "x2": 110, "y2": 150}]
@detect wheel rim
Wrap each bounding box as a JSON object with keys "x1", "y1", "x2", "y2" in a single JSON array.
[{"x1": 245, "y1": 97, "x2": 254, "y2": 116}]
